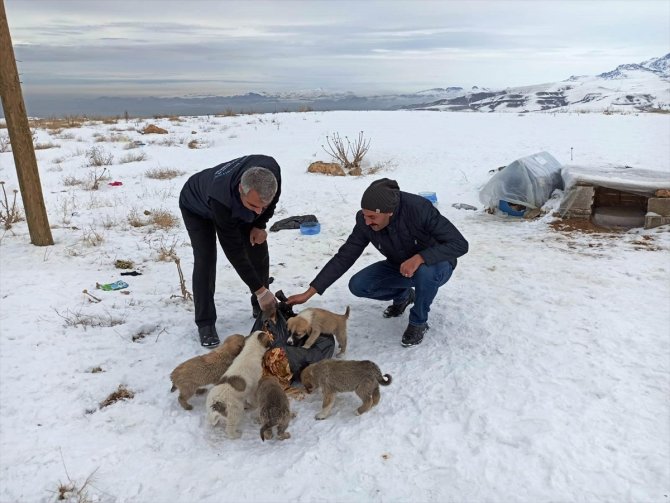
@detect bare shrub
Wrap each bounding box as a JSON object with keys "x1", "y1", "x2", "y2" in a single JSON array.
[
  {"x1": 54, "y1": 131, "x2": 75, "y2": 140},
  {"x1": 85, "y1": 146, "x2": 113, "y2": 167},
  {"x1": 0, "y1": 182, "x2": 24, "y2": 230},
  {"x1": 187, "y1": 139, "x2": 199, "y2": 149},
  {"x1": 50, "y1": 453, "x2": 99, "y2": 503},
  {"x1": 127, "y1": 209, "x2": 147, "y2": 227},
  {"x1": 0, "y1": 132, "x2": 10, "y2": 152},
  {"x1": 34, "y1": 141, "x2": 59, "y2": 150},
  {"x1": 150, "y1": 209, "x2": 179, "y2": 230},
  {"x1": 119, "y1": 152, "x2": 147, "y2": 164},
  {"x1": 86, "y1": 167, "x2": 110, "y2": 190},
  {"x1": 368, "y1": 159, "x2": 398, "y2": 175},
  {"x1": 145, "y1": 167, "x2": 184, "y2": 180},
  {"x1": 62, "y1": 175, "x2": 85, "y2": 186},
  {"x1": 322, "y1": 131, "x2": 371, "y2": 173},
  {"x1": 82, "y1": 227, "x2": 104, "y2": 247},
  {"x1": 172, "y1": 257, "x2": 193, "y2": 301}
]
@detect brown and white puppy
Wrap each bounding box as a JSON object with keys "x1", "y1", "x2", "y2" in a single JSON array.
[
  {"x1": 300, "y1": 359, "x2": 392, "y2": 420},
  {"x1": 206, "y1": 330, "x2": 274, "y2": 438},
  {"x1": 287, "y1": 306, "x2": 350, "y2": 356},
  {"x1": 256, "y1": 375, "x2": 293, "y2": 441},
  {"x1": 169, "y1": 334, "x2": 245, "y2": 410}
]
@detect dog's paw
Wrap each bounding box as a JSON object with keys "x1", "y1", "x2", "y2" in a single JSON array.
[
  {"x1": 315, "y1": 412, "x2": 329, "y2": 420},
  {"x1": 278, "y1": 432, "x2": 291, "y2": 440}
]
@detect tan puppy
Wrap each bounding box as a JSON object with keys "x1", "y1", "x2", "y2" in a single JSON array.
[
  {"x1": 206, "y1": 330, "x2": 274, "y2": 438},
  {"x1": 300, "y1": 359, "x2": 392, "y2": 420},
  {"x1": 169, "y1": 334, "x2": 245, "y2": 410},
  {"x1": 256, "y1": 375, "x2": 293, "y2": 441},
  {"x1": 287, "y1": 306, "x2": 350, "y2": 356}
]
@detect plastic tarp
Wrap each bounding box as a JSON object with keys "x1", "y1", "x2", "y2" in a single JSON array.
[
  {"x1": 561, "y1": 165, "x2": 670, "y2": 196},
  {"x1": 479, "y1": 151, "x2": 564, "y2": 209}
]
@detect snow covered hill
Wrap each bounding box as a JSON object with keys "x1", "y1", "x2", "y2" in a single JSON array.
[{"x1": 406, "y1": 53, "x2": 670, "y2": 113}]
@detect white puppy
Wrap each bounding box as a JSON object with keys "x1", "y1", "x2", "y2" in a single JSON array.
[{"x1": 206, "y1": 330, "x2": 273, "y2": 438}]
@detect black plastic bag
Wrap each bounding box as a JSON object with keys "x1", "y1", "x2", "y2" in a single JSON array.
[
  {"x1": 269, "y1": 214, "x2": 318, "y2": 232},
  {"x1": 250, "y1": 292, "x2": 334, "y2": 381}
]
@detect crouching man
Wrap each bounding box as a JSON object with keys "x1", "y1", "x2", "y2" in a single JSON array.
[{"x1": 287, "y1": 178, "x2": 468, "y2": 347}]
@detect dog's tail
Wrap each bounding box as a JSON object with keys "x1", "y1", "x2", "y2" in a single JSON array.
[
  {"x1": 378, "y1": 373, "x2": 392, "y2": 386},
  {"x1": 343, "y1": 305, "x2": 351, "y2": 319}
]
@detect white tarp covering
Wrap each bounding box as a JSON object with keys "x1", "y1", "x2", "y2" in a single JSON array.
[
  {"x1": 561, "y1": 164, "x2": 670, "y2": 196},
  {"x1": 479, "y1": 151, "x2": 563, "y2": 209}
]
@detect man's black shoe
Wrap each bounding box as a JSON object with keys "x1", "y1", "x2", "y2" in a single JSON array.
[
  {"x1": 198, "y1": 325, "x2": 220, "y2": 348},
  {"x1": 401, "y1": 323, "x2": 428, "y2": 347},
  {"x1": 383, "y1": 289, "x2": 415, "y2": 318}
]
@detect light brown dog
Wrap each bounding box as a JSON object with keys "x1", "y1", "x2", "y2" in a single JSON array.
[
  {"x1": 300, "y1": 359, "x2": 392, "y2": 420},
  {"x1": 170, "y1": 334, "x2": 245, "y2": 410},
  {"x1": 256, "y1": 375, "x2": 293, "y2": 441},
  {"x1": 206, "y1": 330, "x2": 274, "y2": 438},
  {"x1": 287, "y1": 306, "x2": 350, "y2": 356}
]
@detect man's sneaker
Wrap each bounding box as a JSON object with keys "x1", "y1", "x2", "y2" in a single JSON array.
[
  {"x1": 401, "y1": 323, "x2": 429, "y2": 347},
  {"x1": 198, "y1": 325, "x2": 220, "y2": 348},
  {"x1": 383, "y1": 289, "x2": 415, "y2": 318}
]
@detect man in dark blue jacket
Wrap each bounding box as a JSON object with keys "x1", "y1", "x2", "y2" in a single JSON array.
[
  {"x1": 179, "y1": 155, "x2": 281, "y2": 348},
  {"x1": 287, "y1": 178, "x2": 468, "y2": 347}
]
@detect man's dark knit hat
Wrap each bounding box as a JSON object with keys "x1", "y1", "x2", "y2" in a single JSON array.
[{"x1": 361, "y1": 178, "x2": 400, "y2": 213}]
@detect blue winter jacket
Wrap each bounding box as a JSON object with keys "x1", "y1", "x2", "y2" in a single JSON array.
[{"x1": 311, "y1": 191, "x2": 468, "y2": 294}]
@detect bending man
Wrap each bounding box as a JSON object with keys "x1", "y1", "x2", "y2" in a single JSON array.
[{"x1": 179, "y1": 155, "x2": 281, "y2": 347}]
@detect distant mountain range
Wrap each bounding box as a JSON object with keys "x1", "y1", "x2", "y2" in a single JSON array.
[{"x1": 20, "y1": 53, "x2": 670, "y2": 117}]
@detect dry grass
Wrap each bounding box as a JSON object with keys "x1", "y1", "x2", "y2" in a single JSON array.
[
  {"x1": 54, "y1": 308, "x2": 125, "y2": 329},
  {"x1": 187, "y1": 139, "x2": 199, "y2": 149},
  {"x1": 29, "y1": 116, "x2": 87, "y2": 130},
  {"x1": 0, "y1": 182, "x2": 24, "y2": 230},
  {"x1": 127, "y1": 208, "x2": 179, "y2": 229},
  {"x1": 119, "y1": 152, "x2": 148, "y2": 164},
  {"x1": 150, "y1": 209, "x2": 179, "y2": 229},
  {"x1": 34, "y1": 141, "x2": 60, "y2": 150},
  {"x1": 145, "y1": 167, "x2": 185, "y2": 180},
  {"x1": 85, "y1": 146, "x2": 113, "y2": 167},
  {"x1": 99, "y1": 384, "x2": 134, "y2": 408},
  {"x1": 62, "y1": 175, "x2": 85, "y2": 186}
]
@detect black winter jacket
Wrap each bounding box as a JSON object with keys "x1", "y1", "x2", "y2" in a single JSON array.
[
  {"x1": 311, "y1": 191, "x2": 468, "y2": 294},
  {"x1": 179, "y1": 155, "x2": 282, "y2": 292}
]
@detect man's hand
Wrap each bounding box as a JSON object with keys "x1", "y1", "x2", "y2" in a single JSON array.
[
  {"x1": 255, "y1": 288, "x2": 277, "y2": 311},
  {"x1": 286, "y1": 286, "x2": 317, "y2": 306},
  {"x1": 399, "y1": 254, "x2": 425, "y2": 278},
  {"x1": 250, "y1": 227, "x2": 267, "y2": 246}
]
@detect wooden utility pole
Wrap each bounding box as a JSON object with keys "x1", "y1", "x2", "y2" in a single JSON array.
[{"x1": 0, "y1": 0, "x2": 53, "y2": 245}]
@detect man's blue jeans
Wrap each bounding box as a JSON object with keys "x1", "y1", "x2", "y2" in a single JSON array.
[{"x1": 348, "y1": 260, "x2": 454, "y2": 326}]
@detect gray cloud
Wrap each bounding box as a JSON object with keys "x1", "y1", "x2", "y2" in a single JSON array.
[{"x1": 5, "y1": 0, "x2": 669, "y2": 98}]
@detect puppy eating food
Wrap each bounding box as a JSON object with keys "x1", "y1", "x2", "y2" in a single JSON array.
[
  {"x1": 206, "y1": 330, "x2": 274, "y2": 438},
  {"x1": 300, "y1": 359, "x2": 391, "y2": 420},
  {"x1": 256, "y1": 375, "x2": 293, "y2": 441},
  {"x1": 169, "y1": 334, "x2": 245, "y2": 410},
  {"x1": 287, "y1": 306, "x2": 350, "y2": 356}
]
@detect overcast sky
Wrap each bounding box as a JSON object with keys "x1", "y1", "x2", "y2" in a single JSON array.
[{"x1": 5, "y1": 0, "x2": 670, "y2": 98}]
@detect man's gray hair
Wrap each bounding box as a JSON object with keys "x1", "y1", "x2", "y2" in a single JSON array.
[{"x1": 240, "y1": 167, "x2": 278, "y2": 203}]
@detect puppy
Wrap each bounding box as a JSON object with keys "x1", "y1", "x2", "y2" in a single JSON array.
[
  {"x1": 206, "y1": 330, "x2": 273, "y2": 438},
  {"x1": 300, "y1": 359, "x2": 391, "y2": 420},
  {"x1": 256, "y1": 375, "x2": 293, "y2": 441},
  {"x1": 170, "y1": 334, "x2": 245, "y2": 410},
  {"x1": 287, "y1": 306, "x2": 350, "y2": 356}
]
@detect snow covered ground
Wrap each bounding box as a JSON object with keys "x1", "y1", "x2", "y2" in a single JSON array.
[{"x1": 1, "y1": 111, "x2": 669, "y2": 502}]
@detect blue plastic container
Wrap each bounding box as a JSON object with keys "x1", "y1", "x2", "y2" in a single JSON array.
[
  {"x1": 419, "y1": 191, "x2": 438, "y2": 205},
  {"x1": 498, "y1": 200, "x2": 526, "y2": 217},
  {"x1": 300, "y1": 221, "x2": 321, "y2": 235}
]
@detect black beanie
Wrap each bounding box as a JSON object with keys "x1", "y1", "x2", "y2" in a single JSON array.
[{"x1": 361, "y1": 178, "x2": 400, "y2": 213}]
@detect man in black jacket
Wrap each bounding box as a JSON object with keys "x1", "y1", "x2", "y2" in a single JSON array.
[
  {"x1": 179, "y1": 155, "x2": 281, "y2": 348},
  {"x1": 287, "y1": 178, "x2": 468, "y2": 347}
]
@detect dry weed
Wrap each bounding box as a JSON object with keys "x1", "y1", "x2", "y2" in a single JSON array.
[
  {"x1": 99, "y1": 384, "x2": 134, "y2": 408},
  {"x1": 145, "y1": 167, "x2": 184, "y2": 180},
  {"x1": 119, "y1": 152, "x2": 148, "y2": 164}
]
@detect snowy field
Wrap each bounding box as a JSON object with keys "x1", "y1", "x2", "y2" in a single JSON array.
[{"x1": 0, "y1": 111, "x2": 669, "y2": 502}]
